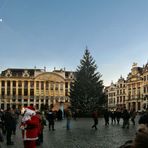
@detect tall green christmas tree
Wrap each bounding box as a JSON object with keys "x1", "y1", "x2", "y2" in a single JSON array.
[{"x1": 70, "y1": 48, "x2": 106, "y2": 113}]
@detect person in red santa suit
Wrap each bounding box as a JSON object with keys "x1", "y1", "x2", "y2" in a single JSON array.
[{"x1": 20, "y1": 106, "x2": 40, "y2": 148}]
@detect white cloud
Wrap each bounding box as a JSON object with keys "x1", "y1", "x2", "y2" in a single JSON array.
[{"x1": 0, "y1": 18, "x2": 2, "y2": 22}]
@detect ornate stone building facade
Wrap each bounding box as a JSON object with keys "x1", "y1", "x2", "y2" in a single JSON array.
[
  {"x1": 0, "y1": 68, "x2": 75, "y2": 110},
  {"x1": 106, "y1": 62, "x2": 148, "y2": 112},
  {"x1": 143, "y1": 63, "x2": 148, "y2": 109},
  {"x1": 116, "y1": 76, "x2": 126, "y2": 109},
  {"x1": 126, "y1": 63, "x2": 143, "y2": 111},
  {"x1": 107, "y1": 82, "x2": 116, "y2": 110}
]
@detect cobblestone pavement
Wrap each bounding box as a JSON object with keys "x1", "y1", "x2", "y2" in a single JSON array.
[{"x1": 0, "y1": 116, "x2": 140, "y2": 148}]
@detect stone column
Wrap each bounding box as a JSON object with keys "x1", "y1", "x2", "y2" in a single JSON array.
[
  {"x1": 44, "y1": 81, "x2": 46, "y2": 96},
  {"x1": 10, "y1": 81, "x2": 13, "y2": 96},
  {"x1": 34, "y1": 81, "x2": 36, "y2": 96},
  {"x1": 48, "y1": 82, "x2": 50, "y2": 96},
  {"x1": 5, "y1": 81, "x2": 7, "y2": 96},
  {"x1": 28, "y1": 81, "x2": 30, "y2": 96},
  {"x1": 16, "y1": 81, "x2": 18, "y2": 96},
  {"x1": 53, "y1": 82, "x2": 55, "y2": 97},
  {"x1": 58, "y1": 82, "x2": 60, "y2": 97},
  {"x1": 39, "y1": 81, "x2": 41, "y2": 96},
  {"x1": 4, "y1": 81, "x2": 7, "y2": 109},
  {"x1": 63, "y1": 82, "x2": 66, "y2": 101},
  {"x1": 39, "y1": 97, "x2": 41, "y2": 110},
  {"x1": 44, "y1": 81, "x2": 46, "y2": 105},
  {"x1": 22, "y1": 81, "x2": 24, "y2": 96},
  {"x1": 10, "y1": 81, "x2": 13, "y2": 107}
]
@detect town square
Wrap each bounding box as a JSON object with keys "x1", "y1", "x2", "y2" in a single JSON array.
[{"x1": 0, "y1": 0, "x2": 148, "y2": 148}]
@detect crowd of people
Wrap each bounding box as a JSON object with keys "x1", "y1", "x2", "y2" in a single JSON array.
[
  {"x1": 91, "y1": 107, "x2": 148, "y2": 148},
  {"x1": 0, "y1": 105, "x2": 73, "y2": 148},
  {"x1": 119, "y1": 108, "x2": 148, "y2": 148},
  {"x1": 0, "y1": 105, "x2": 148, "y2": 148},
  {"x1": 103, "y1": 107, "x2": 136, "y2": 128},
  {"x1": 0, "y1": 106, "x2": 20, "y2": 145}
]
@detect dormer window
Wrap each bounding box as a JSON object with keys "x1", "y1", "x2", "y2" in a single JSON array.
[
  {"x1": 23, "y1": 70, "x2": 29, "y2": 77},
  {"x1": 5, "y1": 70, "x2": 12, "y2": 77},
  {"x1": 69, "y1": 73, "x2": 73, "y2": 79}
]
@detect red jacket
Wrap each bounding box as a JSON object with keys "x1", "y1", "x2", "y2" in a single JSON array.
[{"x1": 21, "y1": 115, "x2": 40, "y2": 141}]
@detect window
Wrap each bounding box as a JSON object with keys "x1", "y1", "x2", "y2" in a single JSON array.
[
  {"x1": 123, "y1": 96, "x2": 125, "y2": 102},
  {"x1": 46, "y1": 81, "x2": 48, "y2": 90},
  {"x1": 18, "y1": 81, "x2": 22, "y2": 87},
  {"x1": 60, "y1": 83, "x2": 63, "y2": 90},
  {"x1": 120, "y1": 96, "x2": 122, "y2": 102},
  {"x1": 24, "y1": 89, "x2": 28, "y2": 96},
  {"x1": 30, "y1": 99, "x2": 34, "y2": 102},
  {"x1": 120, "y1": 90, "x2": 122, "y2": 94},
  {"x1": 65, "y1": 90, "x2": 68, "y2": 96},
  {"x1": 55, "y1": 83, "x2": 58, "y2": 90},
  {"x1": 123, "y1": 89, "x2": 125, "y2": 94},
  {"x1": 30, "y1": 89, "x2": 34, "y2": 96},
  {"x1": 41, "y1": 81, "x2": 44, "y2": 90},
  {"x1": 36, "y1": 81, "x2": 39, "y2": 89},
  {"x1": 117, "y1": 97, "x2": 119, "y2": 103},
  {"x1": 7, "y1": 81, "x2": 10, "y2": 87},
  {"x1": 30, "y1": 81, "x2": 34, "y2": 88},
  {"x1": 2, "y1": 81, "x2": 5, "y2": 87},
  {"x1": 1, "y1": 88, "x2": 5, "y2": 96},
  {"x1": 13, "y1": 81, "x2": 16, "y2": 87},
  {"x1": 65, "y1": 72, "x2": 69, "y2": 78},
  {"x1": 24, "y1": 81, "x2": 28, "y2": 88},
  {"x1": 50, "y1": 83, "x2": 54, "y2": 90},
  {"x1": 65, "y1": 82, "x2": 68, "y2": 88},
  {"x1": 13, "y1": 88, "x2": 16, "y2": 96},
  {"x1": 7, "y1": 88, "x2": 10, "y2": 96},
  {"x1": 18, "y1": 88, "x2": 22, "y2": 96}
]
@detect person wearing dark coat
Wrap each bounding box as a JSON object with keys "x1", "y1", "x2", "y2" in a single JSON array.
[
  {"x1": 130, "y1": 109, "x2": 136, "y2": 126},
  {"x1": 91, "y1": 109, "x2": 98, "y2": 130},
  {"x1": 110, "y1": 111, "x2": 116, "y2": 124},
  {"x1": 116, "y1": 108, "x2": 121, "y2": 124},
  {"x1": 11, "y1": 107, "x2": 18, "y2": 135},
  {"x1": 104, "y1": 109, "x2": 109, "y2": 126},
  {"x1": 122, "y1": 108, "x2": 130, "y2": 129},
  {"x1": 36, "y1": 111, "x2": 46, "y2": 145},
  {"x1": 139, "y1": 108, "x2": 148, "y2": 125},
  {"x1": 4, "y1": 107, "x2": 15, "y2": 145},
  {"x1": 0, "y1": 109, "x2": 4, "y2": 142},
  {"x1": 46, "y1": 110, "x2": 55, "y2": 131},
  {"x1": 57, "y1": 109, "x2": 62, "y2": 120}
]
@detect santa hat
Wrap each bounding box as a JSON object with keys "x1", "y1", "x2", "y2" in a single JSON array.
[
  {"x1": 26, "y1": 106, "x2": 35, "y2": 111},
  {"x1": 25, "y1": 106, "x2": 36, "y2": 116}
]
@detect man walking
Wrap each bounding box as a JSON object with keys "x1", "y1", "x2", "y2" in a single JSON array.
[
  {"x1": 91, "y1": 109, "x2": 98, "y2": 130},
  {"x1": 65, "y1": 107, "x2": 72, "y2": 130}
]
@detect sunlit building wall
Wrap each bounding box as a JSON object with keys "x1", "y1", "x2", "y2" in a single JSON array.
[
  {"x1": 106, "y1": 62, "x2": 148, "y2": 112},
  {"x1": 0, "y1": 68, "x2": 75, "y2": 110}
]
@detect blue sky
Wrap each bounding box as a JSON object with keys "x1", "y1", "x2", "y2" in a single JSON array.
[{"x1": 0, "y1": 0, "x2": 148, "y2": 86}]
